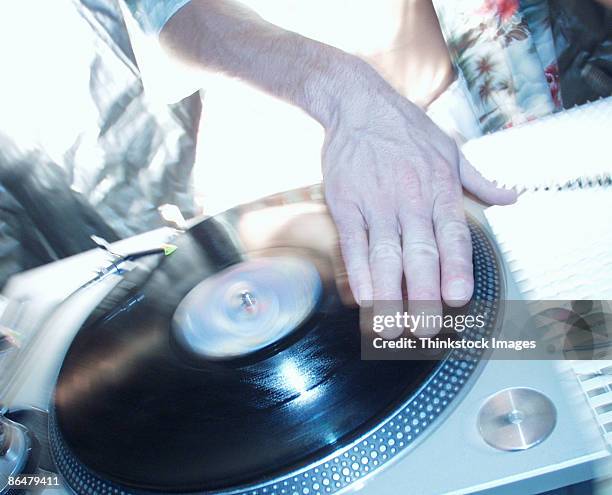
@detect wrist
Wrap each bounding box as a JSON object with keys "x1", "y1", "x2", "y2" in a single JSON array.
[{"x1": 301, "y1": 49, "x2": 383, "y2": 129}]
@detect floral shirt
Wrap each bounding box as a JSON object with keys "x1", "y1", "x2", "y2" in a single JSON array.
[{"x1": 432, "y1": 0, "x2": 562, "y2": 133}]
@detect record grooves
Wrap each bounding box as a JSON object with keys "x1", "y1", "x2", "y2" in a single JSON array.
[{"x1": 49, "y1": 189, "x2": 503, "y2": 495}]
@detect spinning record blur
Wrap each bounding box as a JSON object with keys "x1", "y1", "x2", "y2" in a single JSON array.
[{"x1": 50, "y1": 186, "x2": 502, "y2": 494}]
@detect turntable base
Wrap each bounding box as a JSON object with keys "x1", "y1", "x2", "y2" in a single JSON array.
[
  {"x1": 48, "y1": 187, "x2": 502, "y2": 494},
  {"x1": 0, "y1": 193, "x2": 608, "y2": 495}
]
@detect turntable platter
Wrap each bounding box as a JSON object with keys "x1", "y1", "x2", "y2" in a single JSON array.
[{"x1": 49, "y1": 186, "x2": 503, "y2": 494}]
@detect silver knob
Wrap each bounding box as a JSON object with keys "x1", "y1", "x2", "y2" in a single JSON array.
[{"x1": 478, "y1": 388, "x2": 556, "y2": 451}]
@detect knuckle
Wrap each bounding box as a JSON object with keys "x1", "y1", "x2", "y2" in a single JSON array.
[
  {"x1": 438, "y1": 219, "x2": 471, "y2": 244},
  {"x1": 398, "y1": 205, "x2": 431, "y2": 226},
  {"x1": 401, "y1": 171, "x2": 426, "y2": 203},
  {"x1": 369, "y1": 239, "x2": 402, "y2": 263},
  {"x1": 337, "y1": 222, "x2": 364, "y2": 241},
  {"x1": 403, "y1": 239, "x2": 440, "y2": 262},
  {"x1": 434, "y1": 182, "x2": 462, "y2": 206},
  {"x1": 433, "y1": 161, "x2": 457, "y2": 185},
  {"x1": 331, "y1": 206, "x2": 365, "y2": 233}
]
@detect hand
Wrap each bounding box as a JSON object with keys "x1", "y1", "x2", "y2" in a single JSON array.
[
  {"x1": 158, "y1": 0, "x2": 515, "y2": 312},
  {"x1": 322, "y1": 61, "x2": 516, "y2": 309}
]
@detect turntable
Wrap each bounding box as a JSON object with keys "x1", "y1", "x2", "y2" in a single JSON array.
[{"x1": 0, "y1": 184, "x2": 608, "y2": 495}]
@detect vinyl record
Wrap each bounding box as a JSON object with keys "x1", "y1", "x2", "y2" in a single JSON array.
[{"x1": 49, "y1": 186, "x2": 503, "y2": 494}]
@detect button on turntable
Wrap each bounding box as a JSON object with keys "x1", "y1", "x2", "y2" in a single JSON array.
[{"x1": 478, "y1": 387, "x2": 557, "y2": 451}]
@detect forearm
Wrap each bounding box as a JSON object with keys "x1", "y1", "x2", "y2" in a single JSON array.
[
  {"x1": 159, "y1": 0, "x2": 378, "y2": 128},
  {"x1": 156, "y1": 0, "x2": 517, "y2": 310}
]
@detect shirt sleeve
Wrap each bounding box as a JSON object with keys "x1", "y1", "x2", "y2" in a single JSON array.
[
  {"x1": 119, "y1": 0, "x2": 204, "y2": 104},
  {"x1": 123, "y1": 0, "x2": 192, "y2": 35}
]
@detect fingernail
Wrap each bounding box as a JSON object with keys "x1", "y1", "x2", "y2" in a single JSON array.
[{"x1": 447, "y1": 279, "x2": 470, "y2": 301}]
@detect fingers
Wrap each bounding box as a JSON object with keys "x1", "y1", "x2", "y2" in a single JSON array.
[
  {"x1": 433, "y1": 183, "x2": 474, "y2": 307},
  {"x1": 399, "y1": 206, "x2": 443, "y2": 336},
  {"x1": 367, "y1": 217, "x2": 403, "y2": 301},
  {"x1": 459, "y1": 152, "x2": 517, "y2": 205},
  {"x1": 367, "y1": 217, "x2": 405, "y2": 338},
  {"x1": 398, "y1": 207, "x2": 440, "y2": 301},
  {"x1": 333, "y1": 205, "x2": 372, "y2": 305}
]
